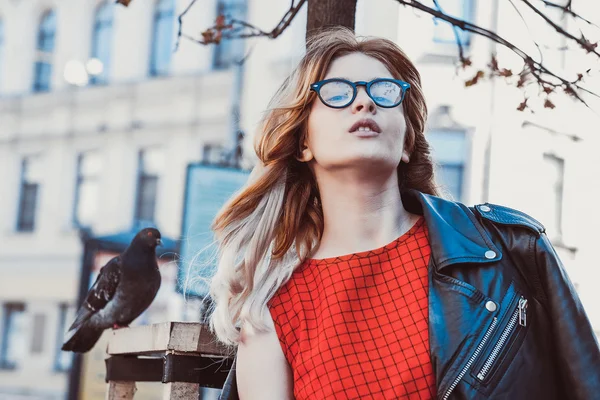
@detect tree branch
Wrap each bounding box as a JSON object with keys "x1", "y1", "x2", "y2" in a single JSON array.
[
  {"x1": 521, "y1": 0, "x2": 599, "y2": 56},
  {"x1": 508, "y1": 0, "x2": 544, "y2": 63},
  {"x1": 170, "y1": 0, "x2": 598, "y2": 110},
  {"x1": 175, "y1": 0, "x2": 307, "y2": 50},
  {"x1": 392, "y1": 0, "x2": 597, "y2": 108},
  {"x1": 432, "y1": 0, "x2": 466, "y2": 64},
  {"x1": 541, "y1": 0, "x2": 599, "y2": 28},
  {"x1": 174, "y1": 0, "x2": 199, "y2": 51}
]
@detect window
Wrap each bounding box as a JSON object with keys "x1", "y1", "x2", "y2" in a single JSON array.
[
  {"x1": 134, "y1": 148, "x2": 164, "y2": 224},
  {"x1": 428, "y1": 130, "x2": 467, "y2": 202},
  {"x1": 33, "y1": 10, "x2": 56, "y2": 92},
  {"x1": 90, "y1": 2, "x2": 114, "y2": 85},
  {"x1": 149, "y1": 0, "x2": 175, "y2": 76},
  {"x1": 54, "y1": 304, "x2": 73, "y2": 372},
  {"x1": 542, "y1": 154, "x2": 564, "y2": 239},
  {"x1": 74, "y1": 152, "x2": 102, "y2": 227},
  {"x1": 0, "y1": 303, "x2": 26, "y2": 370},
  {"x1": 30, "y1": 314, "x2": 46, "y2": 354},
  {"x1": 432, "y1": 0, "x2": 473, "y2": 45},
  {"x1": 17, "y1": 156, "x2": 43, "y2": 232},
  {"x1": 212, "y1": 0, "x2": 247, "y2": 69}
]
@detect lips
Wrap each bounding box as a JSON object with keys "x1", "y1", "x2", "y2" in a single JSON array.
[{"x1": 349, "y1": 118, "x2": 382, "y2": 134}]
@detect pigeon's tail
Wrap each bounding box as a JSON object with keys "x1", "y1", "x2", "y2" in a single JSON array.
[{"x1": 61, "y1": 325, "x2": 104, "y2": 353}]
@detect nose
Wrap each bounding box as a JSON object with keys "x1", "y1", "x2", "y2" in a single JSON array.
[{"x1": 351, "y1": 87, "x2": 376, "y2": 114}]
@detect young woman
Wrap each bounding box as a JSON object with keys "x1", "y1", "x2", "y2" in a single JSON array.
[{"x1": 208, "y1": 27, "x2": 600, "y2": 400}]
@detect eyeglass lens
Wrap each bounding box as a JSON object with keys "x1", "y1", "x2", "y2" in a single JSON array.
[{"x1": 319, "y1": 80, "x2": 404, "y2": 108}]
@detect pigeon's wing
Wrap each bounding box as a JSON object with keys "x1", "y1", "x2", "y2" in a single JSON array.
[{"x1": 67, "y1": 256, "x2": 122, "y2": 331}]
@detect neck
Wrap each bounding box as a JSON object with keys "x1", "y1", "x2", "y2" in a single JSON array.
[{"x1": 310, "y1": 166, "x2": 419, "y2": 260}]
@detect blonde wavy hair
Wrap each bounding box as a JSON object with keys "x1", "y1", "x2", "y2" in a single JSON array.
[{"x1": 208, "y1": 27, "x2": 438, "y2": 346}]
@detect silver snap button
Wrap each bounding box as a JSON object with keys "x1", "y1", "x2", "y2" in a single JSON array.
[
  {"x1": 485, "y1": 250, "x2": 496, "y2": 259},
  {"x1": 485, "y1": 301, "x2": 497, "y2": 312},
  {"x1": 480, "y1": 205, "x2": 491, "y2": 212}
]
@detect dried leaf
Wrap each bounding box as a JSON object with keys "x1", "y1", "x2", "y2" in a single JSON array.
[
  {"x1": 543, "y1": 86, "x2": 554, "y2": 94},
  {"x1": 489, "y1": 55, "x2": 499, "y2": 72},
  {"x1": 544, "y1": 99, "x2": 556, "y2": 109},
  {"x1": 216, "y1": 15, "x2": 226, "y2": 29},
  {"x1": 461, "y1": 56, "x2": 472, "y2": 69},
  {"x1": 516, "y1": 73, "x2": 529, "y2": 88},
  {"x1": 465, "y1": 70, "x2": 484, "y2": 87},
  {"x1": 116, "y1": 0, "x2": 132, "y2": 6},
  {"x1": 498, "y1": 68, "x2": 513, "y2": 77},
  {"x1": 564, "y1": 86, "x2": 577, "y2": 97},
  {"x1": 581, "y1": 37, "x2": 599, "y2": 53},
  {"x1": 201, "y1": 29, "x2": 215, "y2": 43},
  {"x1": 517, "y1": 98, "x2": 528, "y2": 111},
  {"x1": 214, "y1": 31, "x2": 223, "y2": 44}
]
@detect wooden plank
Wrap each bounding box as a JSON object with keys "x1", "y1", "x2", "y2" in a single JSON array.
[
  {"x1": 105, "y1": 355, "x2": 163, "y2": 382},
  {"x1": 162, "y1": 382, "x2": 199, "y2": 400},
  {"x1": 107, "y1": 322, "x2": 231, "y2": 356},
  {"x1": 163, "y1": 353, "x2": 232, "y2": 386},
  {"x1": 107, "y1": 322, "x2": 172, "y2": 355},
  {"x1": 169, "y1": 322, "x2": 230, "y2": 356},
  {"x1": 106, "y1": 381, "x2": 137, "y2": 400}
]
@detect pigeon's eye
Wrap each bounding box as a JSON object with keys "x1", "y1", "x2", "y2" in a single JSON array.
[{"x1": 147, "y1": 232, "x2": 153, "y2": 237}]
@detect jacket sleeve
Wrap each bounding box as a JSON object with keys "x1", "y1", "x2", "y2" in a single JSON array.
[{"x1": 534, "y1": 232, "x2": 600, "y2": 399}]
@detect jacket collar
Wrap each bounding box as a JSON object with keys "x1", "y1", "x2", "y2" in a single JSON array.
[{"x1": 401, "y1": 189, "x2": 502, "y2": 271}]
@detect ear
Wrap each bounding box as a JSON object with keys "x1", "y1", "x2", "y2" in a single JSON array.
[
  {"x1": 296, "y1": 140, "x2": 314, "y2": 163},
  {"x1": 401, "y1": 150, "x2": 410, "y2": 163}
]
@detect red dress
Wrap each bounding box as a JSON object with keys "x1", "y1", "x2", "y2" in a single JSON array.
[{"x1": 268, "y1": 217, "x2": 436, "y2": 399}]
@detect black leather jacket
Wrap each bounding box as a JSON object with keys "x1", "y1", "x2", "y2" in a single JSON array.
[{"x1": 219, "y1": 190, "x2": 600, "y2": 399}]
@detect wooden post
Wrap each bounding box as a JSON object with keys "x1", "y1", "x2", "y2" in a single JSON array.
[
  {"x1": 104, "y1": 322, "x2": 233, "y2": 400},
  {"x1": 163, "y1": 382, "x2": 200, "y2": 399},
  {"x1": 106, "y1": 381, "x2": 137, "y2": 400}
]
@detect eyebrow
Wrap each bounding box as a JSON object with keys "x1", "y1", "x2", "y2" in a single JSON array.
[{"x1": 330, "y1": 77, "x2": 390, "y2": 82}]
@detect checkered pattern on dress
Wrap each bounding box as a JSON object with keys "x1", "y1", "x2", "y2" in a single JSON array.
[{"x1": 268, "y1": 217, "x2": 435, "y2": 399}]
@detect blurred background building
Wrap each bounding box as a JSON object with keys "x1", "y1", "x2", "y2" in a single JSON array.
[{"x1": 0, "y1": 0, "x2": 598, "y2": 399}]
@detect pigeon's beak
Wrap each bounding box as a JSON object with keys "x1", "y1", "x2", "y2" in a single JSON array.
[{"x1": 156, "y1": 238, "x2": 163, "y2": 246}]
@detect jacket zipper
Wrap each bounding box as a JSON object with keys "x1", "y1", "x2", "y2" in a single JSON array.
[
  {"x1": 475, "y1": 297, "x2": 528, "y2": 381},
  {"x1": 441, "y1": 317, "x2": 498, "y2": 400}
]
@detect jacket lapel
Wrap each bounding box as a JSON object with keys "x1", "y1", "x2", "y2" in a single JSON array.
[{"x1": 401, "y1": 189, "x2": 502, "y2": 270}]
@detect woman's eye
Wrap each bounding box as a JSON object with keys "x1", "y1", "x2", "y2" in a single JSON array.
[{"x1": 328, "y1": 95, "x2": 348, "y2": 102}]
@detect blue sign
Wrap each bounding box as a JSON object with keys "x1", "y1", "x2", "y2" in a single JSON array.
[{"x1": 178, "y1": 164, "x2": 250, "y2": 298}]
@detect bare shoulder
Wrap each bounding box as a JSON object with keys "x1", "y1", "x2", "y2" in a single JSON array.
[{"x1": 236, "y1": 311, "x2": 294, "y2": 400}]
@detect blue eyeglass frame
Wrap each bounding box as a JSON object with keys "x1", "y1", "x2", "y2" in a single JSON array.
[{"x1": 310, "y1": 78, "x2": 411, "y2": 109}]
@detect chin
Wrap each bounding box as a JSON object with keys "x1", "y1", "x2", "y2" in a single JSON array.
[{"x1": 326, "y1": 152, "x2": 401, "y2": 171}]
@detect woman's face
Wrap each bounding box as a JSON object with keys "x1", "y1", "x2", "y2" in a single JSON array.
[{"x1": 303, "y1": 52, "x2": 409, "y2": 173}]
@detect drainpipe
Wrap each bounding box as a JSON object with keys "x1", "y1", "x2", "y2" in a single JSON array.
[
  {"x1": 228, "y1": 59, "x2": 244, "y2": 167},
  {"x1": 482, "y1": 0, "x2": 500, "y2": 203}
]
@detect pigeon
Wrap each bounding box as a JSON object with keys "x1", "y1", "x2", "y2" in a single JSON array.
[{"x1": 61, "y1": 228, "x2": 163, "y2": 353}]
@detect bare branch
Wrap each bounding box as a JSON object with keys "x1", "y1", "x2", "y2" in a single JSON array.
[
  {"x1": 521, "y1": 0, "x2": 600, "y2": 57},
  {"x1": 392, "y1": 0, "x2": 598, "y2": 108},
  {"x1": 175, "y1": 0, "x2": 307, "y2": 50},
  {"x1": 541, "y1": 0, "x2": 599, "y2": 28},
  {"x1": 508, "y1": 0, "x2": 544, "y2": 62},
  {"x1": 432, "y1": 0, "x2": 466, "y2": 64},
  {"x1": 174, "y1": 0, "x2": 200, "y2": 51},
  {"x1": 170, "y1": 0, "x2": 598, "y2": 109}
]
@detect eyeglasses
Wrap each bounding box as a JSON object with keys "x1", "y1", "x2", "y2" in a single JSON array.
[{"x1": 310, "y1": 78, "x2": 411, "y2": 109}]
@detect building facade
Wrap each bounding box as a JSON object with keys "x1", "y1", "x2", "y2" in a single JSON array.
[
  {"x1": 0, "y1": 0, "x2": 598, "y2": 399},
  {"x1": 0, "y1": 0, "x2": 240, "y2": 398}
]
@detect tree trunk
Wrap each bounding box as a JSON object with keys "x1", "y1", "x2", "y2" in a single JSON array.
[{"x1": 306, "y1": 0, "x2": 357, "y2": 41}]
